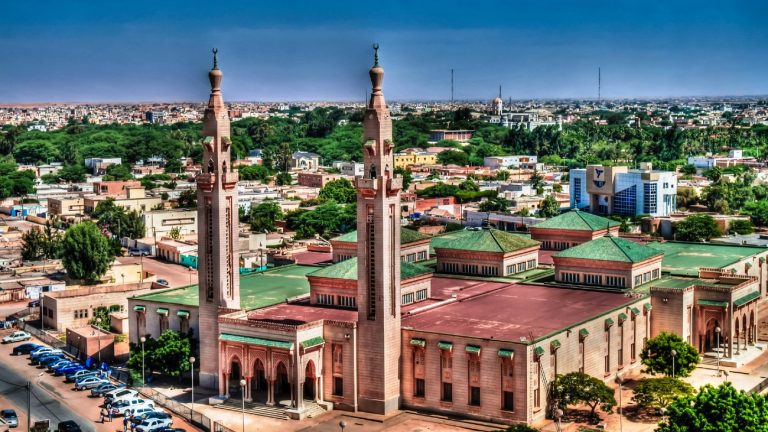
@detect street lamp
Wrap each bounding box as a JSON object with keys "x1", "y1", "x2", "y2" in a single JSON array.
[
  {"x1": 95, "y1": 317, "x2": 102, "y2": 365},
  {"x1": 140, "y1": 336, "x2": 146, "y2": 386},
  {"x1": 240, "y1": 379, "x2": 247, "y2": 432},
  {"x1": 715, "y1": 326, "x2": 722, "y2": 377},
  {"x1": 188, "y1": 267, "x2": 193, "y2": 285},
  {"x1": 259, "y1": 242, "x2": 264, "y2": 274},
  {"x1": 671, "y1": 349, "x2": 677, "y2": 378},
  {"x1": 615, "y1": 373, "x2": 624, "y2": 432},
  {"x1": 189, "y1": 356, "x2": 196, "y2": 417},
  {"x1": 339, "y1": 420, "x2": 347, "y2": 432},
  {"x1": 554, "y1": 409, "x2": 564, "y2": 432},
  {"x1": 121, "y1": 273, "x2": 125, "y2": 285}
]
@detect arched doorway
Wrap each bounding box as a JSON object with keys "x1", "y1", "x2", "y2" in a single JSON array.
[
  {"x1": 750, "y1": 310, "x2": 756, "y2": 345},
  {"x1": 303, "y1": 361, "x2": 316, "y2": 401},
  {"x1": 229, "y1": 357, "x2": 243, "y2": 397},
  {"x1": 251, "y1": 359, "x2": 268, "y2": 403},
  {"x1": 275, "y1": 362, "x2": 290, "y2": 401},
  {"x1": 742, "y1": 315, "x2": 748, "y2": 349},
  {"x1": 704, "y1": 319, "x2": 720, "y2": 353}
]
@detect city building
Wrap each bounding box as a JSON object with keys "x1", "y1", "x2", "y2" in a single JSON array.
[
  {"x1": 529, "y1": 210, "x2": 620, "y2": 250},
  {"x1": 428, "y1": 129, "x2": 474, "y2": 143},
  {"x1": 330, "y1": 228, "x2": 431, "y2": 263},
  {"x1": 85, "y1": 157, "x2": 122, "y2": 175},
  {"x1": 141, "y1": 208, "x2": 197, "y2": 239},
  {"x1": 292, "y1": 151, "x2": 321, "y2": 171},
  {"x1": 47, "y1": 197, "x2": 85, "y2": 218},
  {"x1": 297, "y1": 172, "x2": 347, "y2": 188},
  {"x1": 394, "y1": 149, "x2": 438, "y2": 169},
  {"x1": 569, "y1": 164, "x2": 678, "y2": 217},
  {"x1": 92, "y1": 180, "x2": 142, "y2": 196},
  {"x1": 432, "y1": 228, "x2": 540, "y2": 277},
  {"x1": 687, "y1": 149, "x2": 760, "y2": 169},
  {"x1": 334, "y1": 161, "x2": 364, "y2": 177},
  {"x1": 483, "y1": 155, "x2": 538, "y2": 170},
  {"x1": 42, "y1": 283, "x2": 152, "y2": 332}
]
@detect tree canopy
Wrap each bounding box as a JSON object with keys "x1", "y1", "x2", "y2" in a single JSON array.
[
  {"x1": 127, "y1": 330, "x2": 193, "y2": 380},
  {"x1": 640, "y1": 331, "x2": 700, "y2": 377},
  {"x1": 632, "y1": 377, "x2": 694, "y2": 409},
  {"x1": 551, "y1": 372, "x2": 616, "y2": 420},
  {"x1": 61, "y1": 221, "x2": 114, "y2": 283},
  {"x1": 249, "y1": 200, "x2": 283, "y2": 233},
  {"x1": 674, "y1": 214, "x2": 722, "y2": 242},
  {"x1": 538, "y1": 195, "x2": 561, "y2": 218},
  {"x1": 318, "y1": 178, "x2": 356, "y2": 204},
  {"x1": 92, "y1": 198, "x2": 146, "y2": 239}
]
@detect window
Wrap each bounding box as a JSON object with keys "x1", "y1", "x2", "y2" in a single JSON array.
[
  {"x1": 604, "y1": 330, "x2": 610, "y2": 374},
  {"x1": 612, "y1": 184, "x2": 637, "y2": 216},
  {"x1": 160, "y1": 316, "x2": 169, "y2": 333},
  {"x1": 643, "y1": 183, "x2": 658, "y2": 214},
  {"x1": 317, "y1": 294, "x2": 334, "y2": 305},
  {"x1": 634, "y1": 275, "x2": 642, "y2": 286},
  {"x1": 415, "y1": 289, "x2": 428, "y2": 301},
  {"x1": 579, "y1": 340, "x2": 585, "y2": 373},
  {"x1": 574, "y1": 178, "x2": 582, "y2": 204},
  {"x1": 585, "y1": 274, "x2": 602, "y2": 285},
  {"x1": 417, "y1": 251, "x2": 427, "y2": 261},
  {"x1": 337, "y1": 296, "x2": 356, "y2": 308},
  {"x1": 415, "y1": 379, "x2": 425, "y2": 397},
  {"x1": 517, "y1": 262, "x2": 526, "y2": 273},
  {"x1": 402, "y1": 292, "x2": 415, "y2": 305},
  {"x1": 469, "y1": 386, "x2": 481, "y2": 406},
  {"x1": 442, "y1": 382, "x2": 453, "y2": 402},
  {"x1": 442, "y1": 262, "x2": 459, "y2": 273},
  {"x1": 533, "y1": 360, "x2": 541, "y2": 409},
  {"x1": 551, "y1": 350, "x2": 557, "y2": 375},
  {"x1": 527, "y1": 259, "x2": 536, "y2": 269},
  {"x1": 503, "y1": 391, "x2": 514, "y2": 411},
  {"x1": 180, "y1": 317, "x2": 189, "y2": 334},
  {"x1": 606, "y1": 276, "x2": 625, "y2": 287},
  {"x1": 333, "y1": 377, "x2": 343, "y2": 396},
  {"x1": 562, "y1": 272, "x2": 580, "y2": 283},
  {"x1": 652, "y1": 269, "x2": 659, "y2": 280}
]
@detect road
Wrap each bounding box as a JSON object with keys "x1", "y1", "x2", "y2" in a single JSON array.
[
  {"x1": 0, "y1": 328, "x2": 200, "y2": 431},
  {"x1": 118, "y1": 256, "x2": 198, "y2": 288}
]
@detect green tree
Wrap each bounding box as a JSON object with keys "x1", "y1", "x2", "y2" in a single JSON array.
[
  {"x1": 657, "y1": 383, "x2": 768, "y2": 432},
  {"x1": 127, "y1": 330, "x2": 193, "y2": 380},
  {"x1": 437, "y1": 150, "x2": 470, "y2": 166},
  {"x1": 93, "y1": 199, "x2": 146, "y2": 239},
  {"x1": 102, "y1": 163, "x2": 133, "y2": 181},
  {"x1": 318, "y1": 178, "x2": 356, "y2": 204},
  {"x1": 503, "y1": 425, "x2": 540, "y2": 432},
  {"x1": 275, "y1": 171, "x2": 292, "y2": 186},
  {"x1": 394, "y1": 167, "x2": 413, "y2": 190},
  {"x1": 21, "y1": 227, "x2": 46, "y2": 261},
  {"x1": 538, "y1": 195, "x2": 561, "y2": 218},
  {"x1": 478, "y1": 197, "x2": 510, "y2": 213},
  {"x1": 61, "y1": 221, "x2": 114, "y2": 283},
  {"x1": 632, "y1": 377, "x2": 694, "y2": 409},
  {"x1": 529, "y1": 169, "x2": 545, "y2": 191},
  {"x1": 681, "y1": 164, "x2": 697, "y2": 176},
  {"x1": 641, "y1": 332, "x2": 699, "y2": 377},
  {"x1": 177, "y1": 188, "x2": 197, "y2": 209},
  {"x1": 674, "y1": 214, "x2": 721, "y2": 242},
  {"x1": 169, "y1": 226, "x2": 181, "y2": 240},
  {"x1": 238, "y1": 164, "x2": 272, "y2": 182},
  {"x1": 249, "y1": 200, "x2": 283, "y2": 233},
  {"x1": 551, "y1": 372, "x2": 616, "y2": 420},
  {"x1": 729, "y1": 219, "x2": 754, "y2": 235},
  {"x1": 286, "y1": 201, "x2": 356, "y2": 239},
  {"x1": 12, "y1": 139, "x2": 59, "y2": 164},
  {"x1": 88, "y1": 305, "x2": 121, "y2": 331}
]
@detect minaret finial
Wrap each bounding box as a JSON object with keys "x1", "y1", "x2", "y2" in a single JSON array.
[
  {"x1": 212, "y1": 48, "x2": 219, "y2": 70},
  {"x1": 373, "y1": 43, "x2": 379, "y2": 67}
]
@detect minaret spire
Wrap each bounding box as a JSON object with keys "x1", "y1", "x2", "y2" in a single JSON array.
[{"x1": 212, "y1": 48, "x2": 219, "y2": 70}]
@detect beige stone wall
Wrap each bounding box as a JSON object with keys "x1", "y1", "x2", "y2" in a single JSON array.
[
  {"x1": 127, "y1": 298, "x2": 198, "y2": 344},
  {"x1": 436, "y1": 247, "x2": 539, "y2": 277},
  {"x1": 43, "y1": 284, "x2": 152, "y2": 332}
]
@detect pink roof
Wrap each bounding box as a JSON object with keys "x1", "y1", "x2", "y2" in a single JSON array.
[
  {"x1": 402, "y1": 283, "x2": 637, "y2": 342},
  {"x1": 292, "y1": 251, "x2": 333, "y2": 265},
  {"x1": 247, "y1": 301, "x2": 357, "y2": 324}
]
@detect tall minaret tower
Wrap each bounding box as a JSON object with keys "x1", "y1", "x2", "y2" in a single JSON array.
[
  {"x1": 356, "y1": 44, "x2": 402, "y2": 415},
  {"x1": 196, "y1": 49, "x2": 241, "y2": 391}
]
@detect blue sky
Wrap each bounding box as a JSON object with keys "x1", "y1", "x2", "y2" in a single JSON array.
[{"x1": 1, "y1": 0, "x2": 766, "y2": 102}]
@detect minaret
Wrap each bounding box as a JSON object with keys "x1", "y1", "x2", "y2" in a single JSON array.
[
  {"x1": 356, "y1": 44, "x2": 402, "y2": 415},
  {"x1": 196, "y1": 49, "x2": 240, "y2": 391}
]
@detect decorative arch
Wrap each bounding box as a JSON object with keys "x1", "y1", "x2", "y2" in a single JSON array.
[
  {"x1": 750, "y1": 310, "x2": 756, "y2": 345},
  {"x1": 226, "y1": 353, "x2": 243, "y2": 375}
]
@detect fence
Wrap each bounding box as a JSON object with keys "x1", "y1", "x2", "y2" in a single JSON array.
[{"x1": 136, "y1": 386, "x2": 236, "y2": 432}]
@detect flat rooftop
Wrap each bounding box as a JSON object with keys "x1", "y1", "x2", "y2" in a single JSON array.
[
  {"x1": 246, "y1": 300, "x2": 358, "y2": 325},
  {"x1": 647, "y1": 241, "x2": 763, "y2": 276},
  {"x1": 132, "y1": 265, "x2": 315, "y2": 309},
  {"x1": 402, "y1": 282, "x2": 640, "y2": 343}
]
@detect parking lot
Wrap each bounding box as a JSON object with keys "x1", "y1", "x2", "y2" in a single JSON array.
[{"x1": 0, "y1": 327, "x2": 199, "y2": 431}]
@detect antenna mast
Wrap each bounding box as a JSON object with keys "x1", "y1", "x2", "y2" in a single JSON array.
[
  {"x1": 451, "y1": 68, "x2": 454, "y2": 103},
  {"x1": 598, "y1": 67, "x2": 601, "y2": 102}
]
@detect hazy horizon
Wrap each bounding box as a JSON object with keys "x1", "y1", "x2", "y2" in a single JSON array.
[{"x1": 2, "y1": 0, "x2": 767, "y2": 103}]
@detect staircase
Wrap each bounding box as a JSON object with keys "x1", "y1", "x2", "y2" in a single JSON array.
[
  {"x1": 304, "y1": 402, "x2": 327, "y2": 418},
  {"x1": 217, "y1": 399, "x2": 289, "y2": 420}
]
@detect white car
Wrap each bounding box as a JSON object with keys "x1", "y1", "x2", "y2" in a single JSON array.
[
  {"x1": 2, "y1": 331, "x2": 31, "y2": 344},
  {"x1": 135, "y1": 417, "x2": 172, "y2": 431},
  {"x1": 104, "y1": 388, "x2": 138, "y2": 401},
  {"x1": 74, "y1": 376, "x2": 109, "y2": 390},
  {"x1": 112, "y1": 398, "x2": 154, "y2": 416}
]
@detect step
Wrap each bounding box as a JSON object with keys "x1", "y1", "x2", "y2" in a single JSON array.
[{"x1": 216, "y1": 399, "x2": 289, "y2": 420}]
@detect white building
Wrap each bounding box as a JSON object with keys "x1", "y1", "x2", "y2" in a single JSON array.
[
  {"x1": 484, "y1": 155, "x2": 538, "y2": 170},
  {"x1": 569, "y1": 164, "x2": 677, "y2": 217},
  {"x1": 687, "y1": 149, "x2": 758, "y2": 169},
  {"x1": 333, "y1": 161, "x2": 364, "y2": 177}
]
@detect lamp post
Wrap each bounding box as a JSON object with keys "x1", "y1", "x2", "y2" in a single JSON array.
[
  {"x1": 259, "y1": 242, "x2": 264, "y2": 274},
  {"x1": 121, "y1": 273, "x2": 125, "y2": 285},
  {"x1": 671, "y1": 349, "x2": 677, "y2": 378},
  {"x1": 189, "y1": 356, "x2": 196, "y2": 417},
  {"x1": 240, "y1": 379, "x2": 247, "y2": 432},
  {"x1": 140, "y1": 336, "x2": 146, "y2": 386},
  {"x1": 615, "y1": 373, "x2": 624, "y2": 432},
  {"x1": 188, "y1": 267, "x2": 193, "y2": 285},
  {"x1": 339, "y1": 420, "x2": 347, "y2": 432},
  {"x1": 715, "y1": 326, "x2": 722, "y2": 377},
  {"x1": 95, "y1": 317, "x2": 102, "y2": 365},
  {"x1": 554, "y1": 408, "x2": 564, "y2": 432}
]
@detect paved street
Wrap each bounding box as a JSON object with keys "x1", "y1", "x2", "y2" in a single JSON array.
[
  {"x1": 118, "y1": 256, "x2": 198, "y2": 288},
  {"x1": 0, "y1": 328, "x2": 200, "y2": 431}
]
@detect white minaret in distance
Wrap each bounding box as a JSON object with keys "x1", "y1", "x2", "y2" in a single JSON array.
[
  {"x1": 355, "y1": 44, "x2": 403, "y2": 415},
  {"x1": 196, "y1": 49, "x2": 241, "y2": 391}
]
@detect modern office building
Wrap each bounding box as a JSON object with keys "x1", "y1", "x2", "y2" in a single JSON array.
[{"x1": 569, "y1": 164, "x2": 677, "y2": 217}]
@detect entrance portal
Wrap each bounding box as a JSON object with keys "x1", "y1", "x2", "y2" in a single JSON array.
[
  {"x1": 303, "y1": 361, "x2": 316, "y2": 401},
  {"x1": 251, "y1": 359, "x2": 268, "y2": 403}
]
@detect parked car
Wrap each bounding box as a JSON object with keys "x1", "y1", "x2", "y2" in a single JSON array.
[
  {"x1": 65, "y1": 369, "x2": 100, "y2": 382},
  {"x1": 135, "y1": 417, "x2": 172, "y2": 431},
  {"x1": 91, "y1": 382, "x2": 124, "y2": 397},
  {"x1": 54, "y1": 363, "x2": 84, "y2": 376},
  {"x1": 57, "y1": 420, "x2": 82, "y2": 432},
  {"x1": 32, "y1": 353, "x2": 63, "y2": 366},
  {"x1": 108, "y1": 390, "x2": 143, "y2": 406},
  {"x1": 0, "y1": 409, "x2": 17, "y2": 428},
  {"x1": 30, "y1": 347, "x2": 62, "y2": 359},
  {"x1": 12, "y1": 343, "x2": 41, "y2": 356},
  {"x1": 38, "y1": 355, "x2": 67, "y2": 367},
  {"x1": 156, "y1": 279, "x2": 169, "y2": 286},
  {"x1": 139, "y1": 410, "x2": 171, "y2": 422},
  {"x1": 27, "y1": 300, "x2": 39, "y2": 308},
  {"x1": 156, "y1": 428, "x2": 186, "y2": 432},
  {"x1": 104, "y1": 388, "x2": 138, "y2": 401},
  {"x1": 75, "y1": 376, "x2": 109, "y2": 391},
  {"x1": 128, "y1": 248, "x2": 149, "y2": 257},
  {"x1": 47, "y1": 359, "x2": 77, "y2": 372},
  {"x1": 111, "y1": 398, "x2": 154, "y2": 416},
  {"x1": 2, "y1": 331, "x2": 31, "y2": 344},
  {"x1": 130, "y1": 406, "x2": 163, "y2": 420}
]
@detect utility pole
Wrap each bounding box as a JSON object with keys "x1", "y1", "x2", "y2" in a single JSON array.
[{"x1": 27, "y1": 381, "x2": 31, "y2": 431}]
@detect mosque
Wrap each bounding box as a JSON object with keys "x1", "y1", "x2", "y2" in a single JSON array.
[{"x1": 128, "y1": 47, "x2": 765, "y2": 426}]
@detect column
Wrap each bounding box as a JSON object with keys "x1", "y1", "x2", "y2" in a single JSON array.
[
  {"x1": 266, "y1": 380, "x2": 275, "y2": 406},
  {"x1": 245, "y1": 376, "x2": 252, "y2": 402},
  {"x1": 222, "y1": 372, "x2": 229, "y2": 398}
]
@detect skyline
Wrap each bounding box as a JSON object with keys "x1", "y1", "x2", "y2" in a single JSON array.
[{"x1": 1, "y1": 0, "x2": 767, "y2": 103}]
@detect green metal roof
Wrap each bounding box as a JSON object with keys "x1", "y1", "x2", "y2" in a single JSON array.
[
  {"x1": 605, "y1": 318, "x2": 614, "y2": 327},
  {"x1": 437, "y1": 341, "x2": 453, "y2": 351},
  {"x1": 176, "y1": 310, "x2": 190, "y2": 318},
  {"x1": 332, "y1": 228, "x2": 430, "y2": 245},
  {"x1": 497, "y1": 348, "x2": 514, "y2": 358},
  {"x1": 550, "y1": 340, "x2": 561, "y2": 350},
  {"x1": 300, "y1": 336, "x2": 324, "y2": 349},
  {"x1": 618, "y1": 313, "x2": 628, "y2": 322},
  {"x1": 532, "y1": 210, "x2": 620, "y2": 231},
  {"x1": 431, "y1": 228, "x2": 539, "y2": 253},
  {"x1": 133, "y1": 305, "x2": 145, "y2": 312},
  {"x1": 647, "y1": 241, "x2": 764, "y2": 277},
  {"x1": 156, "y1": 307, "x2": 169, "y2": 315},
  {"x1": 534, "y1": 346, "x2": 545, "y2": 357},
  {"x1": 132, "y1": 265, "x2": 315, "y2": 310},
  {"x1": 643, "y1": 303, "x2": 652, "y2": 312},
  {"x1": 734, "y1": 291, "x2": 760, "y2": 308},
  {"x1": 553, "y1": 235, "x2": 663, "y2": 263},
  {"x1": 410, "y1": 338, "x2": 426, "y2": 348},
  {"x1": 579, "y1": 328, "x2": 589, "y2": 338},
  {"x1": 697, "y1": 299, "x2": 729, "y2": 307},
  {"x1": 465, "y1": 345, "x2": 481, "y2": 354},
  {"x1": 631, "y1": 306, "x2": 641, "y2": 316},
  {"x1": 220, "y1": 333, "x2": 293, "y2": 350},
  {"x1": 308, "y1": 257, "x2": 432, "y2": 280}
]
